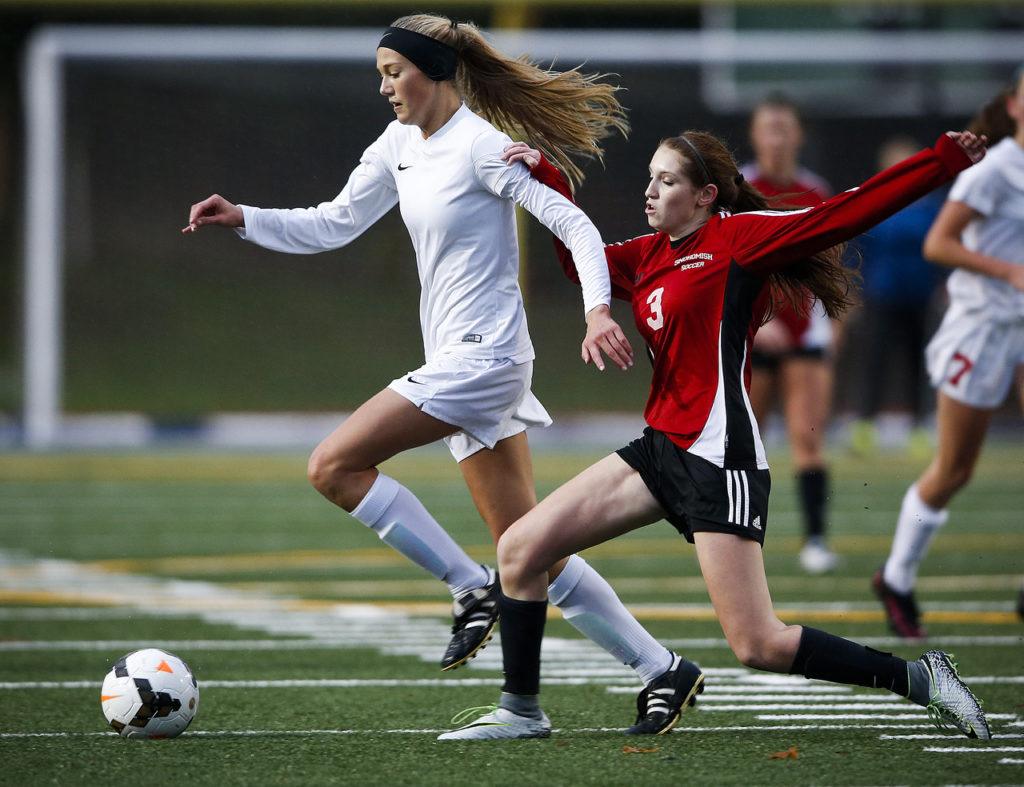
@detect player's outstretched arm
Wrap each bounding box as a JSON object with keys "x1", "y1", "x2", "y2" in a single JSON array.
[
  {"x1": 503, "y1": 142, "x2": 634, "y2": 372},
  {"x1": 182, "y1": 194, "x2": 244, "y2": 234}
]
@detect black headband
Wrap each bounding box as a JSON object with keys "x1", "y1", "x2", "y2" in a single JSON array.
[
  {"x1": 677, "y1": 134, "x2": 712, "y2": 186},
  {"x1": 378, "y1": 26, "x2": 458, "y2": 82}
]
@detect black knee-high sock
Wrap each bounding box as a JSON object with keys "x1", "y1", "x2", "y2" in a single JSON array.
[
  {"x1": 499, "y1": 593, "x2": 548, "y2": 696},
  {"x1": 789, "y1": 626, "x2": 910, "y2": 697},
  {"x1": 797, "y1": 469, "x2": 828, "y2": 539}
]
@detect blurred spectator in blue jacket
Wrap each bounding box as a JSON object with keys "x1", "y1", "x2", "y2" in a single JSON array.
[{"x1": 851, "y1": 136, "x2": 944, "y2": 455}]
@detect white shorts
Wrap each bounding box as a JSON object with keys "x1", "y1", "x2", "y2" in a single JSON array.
[
  {"x1": 388, "y1": 356, "x2": 552, "y2": 462},
  {"x1": 925, "y1": 302, "x2": 1024, "y2": 409}
]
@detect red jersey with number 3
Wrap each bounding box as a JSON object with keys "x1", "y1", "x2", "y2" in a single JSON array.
[{"x1": 532, "y1": 135, "x2": 972, "y2": 470}]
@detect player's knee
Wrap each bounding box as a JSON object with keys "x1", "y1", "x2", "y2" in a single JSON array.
[
  {"x1": 496, "y1": 525, "x2": 544, "y2": 584},
  {"x1": 728, "y1": 629, "x2": 789, "y2": 672},
  {"x1": 306, "y1": 447, "x2": 350, "y2": 498}
]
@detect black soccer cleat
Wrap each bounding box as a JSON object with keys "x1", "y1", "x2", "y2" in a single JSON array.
[
  {"x1": 872, "y1": 567, "x2": 926, "y2": 640},
  {"x1": 626, "y1": 654, "x2": 705, "y2": 735},
  {"x1": 440, "y1": 567, "x2": 500, "y2": 672},
  {"x1": 1016, "y1": 585, "x2": 1024, "y2": 622}
]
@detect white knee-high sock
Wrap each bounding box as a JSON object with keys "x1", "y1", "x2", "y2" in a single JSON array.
[
  {"x1": 548, "y1": 554, "x2": 673, "y2": 684},
  {"x1": 883, "y1": 483, "x2": 949, "y2": 594},
  {"x1": 350, "y1": 473, "x2": 488, "y2": 597}
]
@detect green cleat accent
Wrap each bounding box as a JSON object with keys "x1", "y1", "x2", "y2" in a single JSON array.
[
  {"x1": 437, "y1": 705, "x2": 551, "y2": 741},
  {"x1": 920, "y1": 650, "x2": 991, "y2": 740}
]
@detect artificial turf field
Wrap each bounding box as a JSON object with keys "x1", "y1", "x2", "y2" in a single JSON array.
[{"x1": 0, "y1": 445, "x2": 1021, "y2": 785}]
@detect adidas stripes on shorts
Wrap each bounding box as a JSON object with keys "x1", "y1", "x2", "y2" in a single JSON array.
[{"x1": 616, "y1": 427, "x2": 771, "y2": 546}]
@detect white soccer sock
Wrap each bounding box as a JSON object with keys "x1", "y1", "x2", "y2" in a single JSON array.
[
  {"x1": 548, "y1": 554, "x2": 673, "y2": 685},
  {"x1": 883, "y1": 483, "x2": 949, "y2": 594},
  {"x1": 351, "y1": 473, "x2": 488, "y2": 597}
]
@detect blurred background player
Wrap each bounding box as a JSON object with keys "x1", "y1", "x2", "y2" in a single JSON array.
[
  {"x1": 850, "y1": 136, "x2": 945, "y2": 457},
  {"x1": 184, "y1": 14, "x2": 683, "y2": 693},
  {"x1": 741, "y1": 93, "x2": 839, "y2": 574},
  {"x1": 875, "y1": 67, "x2": 1024, "y2": 638}
]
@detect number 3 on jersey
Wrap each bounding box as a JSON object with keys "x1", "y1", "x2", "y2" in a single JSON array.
[{"x1": 646, "y1": 287, "x2": 665, "y2": 331}]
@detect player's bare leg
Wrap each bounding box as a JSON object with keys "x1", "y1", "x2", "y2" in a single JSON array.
[
  {"x1": 444, "y1": 433, "x2": 559, "y2": 669},
  {"x1": 696, "y1": 531, "x2": 990, "y2": 738},
  {"x1": 916, "y1": 392, "x2": 992, "y2": 509},
  {"x1": 781, "y1": 356, "x2": 837, "y2": 573},
  {"x1": 308, "y1": 388, "x2": 493, "y2": 669},
  {"x1": 694, "y1": 532, "x2": 801, "y2": 670},
  {"x1": 462, "y1": 440, "x2": 674, "y2": 683},
  {"x1": 878, "y1": 392, "x2": 992, "y2": 638},
  {"x1": 307, "y1": 387, "x2": 458, "y2": 511}
]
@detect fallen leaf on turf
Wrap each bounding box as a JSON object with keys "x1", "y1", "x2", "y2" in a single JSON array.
[
  {"x1": 769, "y1": 746, "x2": 799, "y2": 760},
  {"x1": 622, "y1": 746, "x2": 660, "y2": 754}
]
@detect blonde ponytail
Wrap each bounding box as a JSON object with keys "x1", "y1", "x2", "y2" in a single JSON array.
[{"x1": 390, "y1": 14, "x2": 629, "y2": 188}]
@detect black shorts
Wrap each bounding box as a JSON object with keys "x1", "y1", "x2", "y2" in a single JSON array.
[
  {"x1": 616, "y1": 427, "x2": 771, "y2": 546},
  {"x1": 750, "y1": 347, "x2": 827, "y2": 371}
]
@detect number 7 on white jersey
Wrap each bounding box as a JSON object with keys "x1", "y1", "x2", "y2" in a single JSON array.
[{"x1": 646, "y1": 287, "x2": 665, "y2": 331}]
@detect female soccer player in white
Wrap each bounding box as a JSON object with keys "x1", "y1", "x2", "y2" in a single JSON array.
[
  {"x1": 183, "y1": 14, "x2": 681, "y2": 694},
  {"x1": 437, "y1": 129, "x2": 991, "y2": 741},
  {"x1": 874, "y1": 67, "x2": 1024, "y2": 638}
]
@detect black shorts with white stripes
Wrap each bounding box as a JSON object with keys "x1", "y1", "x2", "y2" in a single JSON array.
[{"x1": 616, "y1": 427, "x2": 771, "y2": 546}]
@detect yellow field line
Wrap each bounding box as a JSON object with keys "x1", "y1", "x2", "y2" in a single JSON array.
[
  {"x1": 223, "y1": 573, "x2": 1023, "y2": 597},
  {"x1": 0, "y1": 590, "x2": 1019, "y2": 626},
  {"x1": 82, "y1": 531, "x2": 1024, "y2": 575}
]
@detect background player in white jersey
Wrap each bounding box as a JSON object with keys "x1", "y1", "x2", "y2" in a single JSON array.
[
  {"x1": 742, "y1": 95, "x2": 840, "y2": 575},
  {"x1": 183, "y1": 14, "x2": 682, "y2": 695},
  {"x1": 875, "y1": 67, "x2": 1024, "y2": 638}
]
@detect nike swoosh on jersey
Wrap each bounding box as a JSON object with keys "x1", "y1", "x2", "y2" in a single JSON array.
[{"x1": 398, "y1": 164, "x2": 413, "y2": 171}]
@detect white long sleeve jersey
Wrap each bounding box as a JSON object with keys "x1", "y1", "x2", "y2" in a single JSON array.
[{"x1": 237, "y1": 104, "x2": 611, "y2": 363}]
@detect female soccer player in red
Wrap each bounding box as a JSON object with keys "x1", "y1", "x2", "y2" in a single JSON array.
[
  {"x1": 183, "y1": 14, "x2": 681, "y2": 696},
  {"x1": 438, "y1": 129, "x2": 991, "y2": 741}
]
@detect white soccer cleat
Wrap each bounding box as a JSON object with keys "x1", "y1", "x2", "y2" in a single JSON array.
[
  {"x1": 920, "y1": 650, "x2": 991, "y2": 740},
  {"x1": 437, "y1": 705, "x2": 551, "y2": 741},
  {"x1": 799, "y1": 538, "x2": 839, "y2": 575}
]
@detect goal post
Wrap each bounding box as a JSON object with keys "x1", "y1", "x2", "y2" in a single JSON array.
[{"x1": 21, "y1": 25, "x2": 1023, "y2": 448}]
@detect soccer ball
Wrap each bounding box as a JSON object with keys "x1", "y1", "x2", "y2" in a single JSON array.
[{"x1": 100, "y1": 648, "x2": 199, "y2": 739}]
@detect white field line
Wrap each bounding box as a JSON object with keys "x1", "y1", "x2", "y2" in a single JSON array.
[
  {"x1": 703, "y1": 704, "x2": 921, "y2": 712},
  {"x1": 923, "y1": 747, "x2": 1024, "y2": 753},
  {"x1": 758, "y1": 713, "x2": 1019, "y2": 721},
  {"x1": 999, "y1": 758, "x2": 1024, "y2": 764},
  {"x1": 880, "y1": 733, "x2": 1024, "y2": 740},
  {"x1": 0, "y1": 722, "x2": 946, "y2": 740},
  {"x1": 691, "y1": 695, "x2": 904, "y2": 703},
  {"x1": 698, "y1": 685, "x2": 852, "y2": 694}
]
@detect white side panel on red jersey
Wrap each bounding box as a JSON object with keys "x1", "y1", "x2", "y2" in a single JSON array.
[
  {"x1": 688, "y1": 324, "x2": 768, "y2": 470},
  {"x1": 738, "y1": 341, "x2": 769, "y2": 469},
  {"x1": 687, "y1": 324, "x2": 728, "y2": 466}
]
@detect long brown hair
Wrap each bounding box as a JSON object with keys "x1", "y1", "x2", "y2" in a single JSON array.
[
  {"x1": 661, "y1": 131, "x2": 858, "y2": 319},
  {"x1": 390, "y1": 14, "x2": 629, "y2": 188}
]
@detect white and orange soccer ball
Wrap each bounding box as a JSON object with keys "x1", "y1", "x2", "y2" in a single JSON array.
[{"x1": 100, "y1": 648, "x2": 199, "y2": 739}]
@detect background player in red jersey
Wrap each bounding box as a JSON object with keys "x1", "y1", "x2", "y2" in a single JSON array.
[
  {"x1": 436, "y1": 129, "x2": 991, "y2": 742},
  {"x1": 742, "y1": 94, "x2": 839, "y2": 574}
]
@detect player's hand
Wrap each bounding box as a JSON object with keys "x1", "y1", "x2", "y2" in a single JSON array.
[
  {"x1": 501, "y1": 142, "x2": 542, "y2": 169},
  {"x1": 946, "y1": 131, "x2": 987, "y2": 164},
  {"x1": 182, "y1": 194, "x2": 244, "y2": 233},
  {"x1": 582, "y1": 304, "x2": 633, "y2": 371}
]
